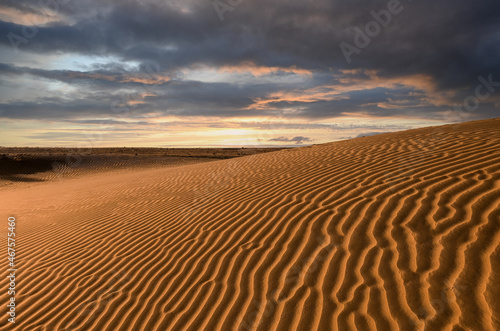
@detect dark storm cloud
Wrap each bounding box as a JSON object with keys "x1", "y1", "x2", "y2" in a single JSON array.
[
  {"x1": 0, "y1": 100, "x2": 113, "y2": 119},
  {"x1": 0, "y1": 62, "x2": 171, "y2": 88},
  {"x1": 0, "y1": 0, "x2": 45, "y2": 16},
  {"x1": 0, "y1": 0, "x2": 499, "y2": 122}
]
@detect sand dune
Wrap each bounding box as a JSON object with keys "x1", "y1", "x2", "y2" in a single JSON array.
[
  {"x1": 0, "y1": 147, "x2": 284, "y2": 189},
  {"x1": 0, "y1": 118, "x2": 499, "y2": 331}
]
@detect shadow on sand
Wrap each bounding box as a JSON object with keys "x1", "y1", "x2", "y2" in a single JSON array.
[{"x1": 0, "y1": 155, "x2": 65, "y2": 183}]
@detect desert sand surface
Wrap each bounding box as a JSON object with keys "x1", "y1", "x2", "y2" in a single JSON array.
[
  {"x1": 0, "y1": 118, "x2": 499, "y2": 331},
  {"x1": 0, "y1": 147, "x2": 284, "y2": 189}
]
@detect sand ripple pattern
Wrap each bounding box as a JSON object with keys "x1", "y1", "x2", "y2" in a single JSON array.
[{"x1": 0, "y1": 119, "x2": 499, "y2": 331}]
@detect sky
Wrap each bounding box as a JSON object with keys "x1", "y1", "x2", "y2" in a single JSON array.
[{"x1": 0, "y1": 0, "x2": 499, "y2": 147}]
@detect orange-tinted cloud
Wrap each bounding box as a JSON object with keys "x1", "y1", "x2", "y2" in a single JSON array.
[
  {"x1": 65, "y1": 71, "x2": 170, "y2": 84},
  {"x1": 0, "y1": 5, "x2": 66, "y2": 26},
  {"x1": 248, "y1": 70, "x2": 457, "y2": 112},
  {"x1": 191, "y1": 62, "x2": 313, "y2": 77}
]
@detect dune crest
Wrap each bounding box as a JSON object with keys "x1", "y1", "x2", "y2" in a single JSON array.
[{"x1": 0, "y1": 118, "x2": 499, "y2": 331}]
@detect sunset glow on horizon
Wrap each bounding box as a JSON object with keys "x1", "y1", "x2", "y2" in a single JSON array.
[{"x1": 1, "y1": 0, "x2": 499, "y2": 147}]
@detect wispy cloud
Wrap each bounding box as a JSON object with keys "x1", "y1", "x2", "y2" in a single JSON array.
[{"x1": 269, "y1": 136, "x2": 313, "y2": 145}]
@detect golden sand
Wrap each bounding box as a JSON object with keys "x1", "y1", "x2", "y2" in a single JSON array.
[{"x1": 0, "y1": 118, "x2": 499, "y2": 330}]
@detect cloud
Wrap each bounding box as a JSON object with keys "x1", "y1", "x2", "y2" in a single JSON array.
[
  {"x1": 269, "y1": 136, "x2": 313, "y2": 145},
  {"x1": 1, "y1": 0, "x2": 499, "y2": 90},
  {"x1": 0, "y1": 0, "x2": 499, "y2": 145}
]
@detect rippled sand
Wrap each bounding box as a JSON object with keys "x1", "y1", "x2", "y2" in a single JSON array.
[{"x1": 0, "y1": 118, "x2": 499, "y2": 330}]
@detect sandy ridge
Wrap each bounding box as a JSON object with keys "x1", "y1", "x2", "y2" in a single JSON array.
[{"x1": 0, "y1": 118, "x2": 499, "y2": 330}]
